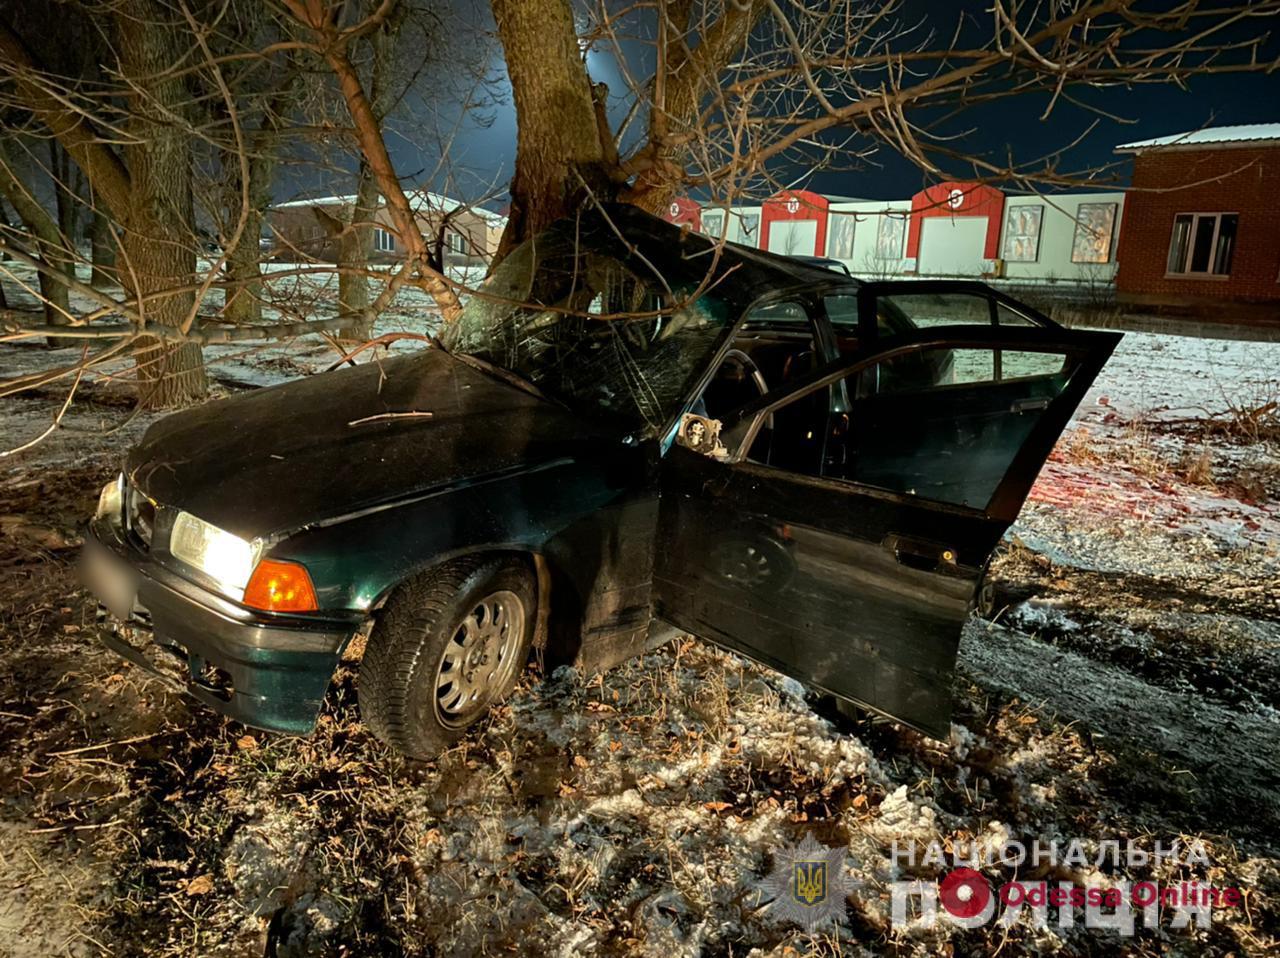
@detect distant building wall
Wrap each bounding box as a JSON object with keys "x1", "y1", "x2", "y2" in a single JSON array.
[
  {"x1": 825, "y1": 200, "x2": 913, "y2": 277},
  {"x1": 266, "y1": 193, "x2": 504, "y2": 266},
  {"x1": 1000, "y1": 192, "x2": 1125, "y2": 284},
  {"x1": 1116, "y1": 145, "x2": 1280, "y2": 305}
]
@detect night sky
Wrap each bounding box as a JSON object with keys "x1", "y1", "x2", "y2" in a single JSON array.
[{"x1": 397, "y1": 1, "x2": 1280, "y2": 204}]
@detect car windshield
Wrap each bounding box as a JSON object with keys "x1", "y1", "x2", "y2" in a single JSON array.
[{"x1": 441, "y1": 219, "x2": 733, "y2": 433}]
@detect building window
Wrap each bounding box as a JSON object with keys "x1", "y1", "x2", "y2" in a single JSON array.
[
  {"x1": 875, "y1": 213, "x2": 906, "y2": 259},
  {"x1": 1002, "y1": 204, "x2": 1043, "y2": 262},
  {"x1": 1166, "y1": 213, "x2": 1237, "y2": 277},
  {"x1": 373, "y1": 227, "x2": 396, "y2": 252},
  {"x1": 701, "y1": 211, "x2": 725, "y2": 238},
  {"x1": 445, "y1": 230, "x2": 467, "y2": 255},
  {"x1": 1070, "y1": 202, "x2": 1118, "y2": 264}
]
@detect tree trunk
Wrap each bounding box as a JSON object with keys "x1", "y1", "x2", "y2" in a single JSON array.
[
  {"x1": 0, "y1": 141, "x2": 73, "y2": 341},
  {"x1": 48, "y1": 139, "x2": 81, "y2": 279},
  {"x1": 116, "y1": 0, "x2": 206, "y2": 406},
  {"x1": 220, "y1": 70, "x2": 296, "y2": 327},
  {"x1": 90, "y1": 208, "x2": 116, "y2": 287},
  {"x1": 221, "y1": 206, "x2": 264, "y2": 325},
  {"x1": 490, "y1": 0, "x2": 615, "y2": 258},
  {"x1": 337, "y1": 161, "x2": 379, "y2": 340}
]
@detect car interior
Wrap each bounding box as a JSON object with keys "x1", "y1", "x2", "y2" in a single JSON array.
[
  {"x1": 691, "y1": 288, "x2": 1077, "y2": 512},
  {"x1": 697, "y1": 300, "x2": 831, "y2": 475}
]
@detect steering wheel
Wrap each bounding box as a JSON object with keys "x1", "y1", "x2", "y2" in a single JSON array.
[
  {"x1": 718, "y1": 349, "x2": 775, "y2": 460},
  {"x1": 720, "y1": 349, "x2": 769, "y2": 399}
]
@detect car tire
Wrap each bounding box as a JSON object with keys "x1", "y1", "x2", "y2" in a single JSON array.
[{"x1": 359, "y1": 555, "x2": 536, "y2": 759}]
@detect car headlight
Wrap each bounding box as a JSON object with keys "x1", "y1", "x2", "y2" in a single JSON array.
[
  {"x1": 95, "y1": 474, "x2": 124, "y2": 521},
  {"x1": 170, "y1": 511, "x2": 259, "y2": 595}
]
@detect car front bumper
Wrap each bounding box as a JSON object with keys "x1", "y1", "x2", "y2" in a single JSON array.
[{"x1": 81, "y1": 519, "x2": 362, "y2": 734}]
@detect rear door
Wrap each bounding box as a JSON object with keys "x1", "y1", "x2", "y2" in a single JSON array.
[{"x1": 653, "y1": 306, "x2": 1118, "y2": 737}]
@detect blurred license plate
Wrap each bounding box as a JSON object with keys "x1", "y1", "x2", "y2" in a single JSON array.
[{"x1": 80, "y1": 537, "x2": 139, "y2": 622}]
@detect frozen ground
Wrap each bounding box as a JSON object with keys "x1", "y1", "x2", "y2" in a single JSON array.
[{"x1": 1, "y1": 282, "x2": 1279, "y2": 955}]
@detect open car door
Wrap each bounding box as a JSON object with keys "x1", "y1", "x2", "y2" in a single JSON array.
[{"x1": 653, "y1": 318, "x2": 1120, "y2": 738}]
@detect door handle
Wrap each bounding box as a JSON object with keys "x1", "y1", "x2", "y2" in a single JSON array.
[
  {"x1": 1011, "y1": 397, "x2": 1050, "y2": 413},
  {"x1": 884, "y1": 535, "x2": 955, "y2": 572}
]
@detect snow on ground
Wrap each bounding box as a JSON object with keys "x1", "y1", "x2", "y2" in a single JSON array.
[{"x1": 2, "y1": 282, "x2": 1279, "y2": 955}]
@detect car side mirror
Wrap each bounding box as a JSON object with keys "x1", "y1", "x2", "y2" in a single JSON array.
[{"x1": 676, "y1": 413, "x2": 728, "y2": 460}]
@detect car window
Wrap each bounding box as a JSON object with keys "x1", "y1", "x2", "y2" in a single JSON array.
[
  {"x1": 878, "y1": 291, "x2": 994, "y2": 329},
  {"x1": 824, "y1": 293, "x2": 858, "y2": 329},
  {"x1": 742, "y1": 300, "x2": 808, "y2": 329}
]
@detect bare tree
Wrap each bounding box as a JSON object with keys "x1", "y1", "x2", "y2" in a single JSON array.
[
  {"x1": 0, "y1": 0, "x2": 207, "y2": 405},
  {"x1": 282, "y1": 0, "x2": 464, "y2": 323},
  {"x1": 488, "y1": 0, "x2": 1280, "y2": 255}
]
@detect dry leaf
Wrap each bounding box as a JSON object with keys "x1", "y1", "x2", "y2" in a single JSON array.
[
  {"x1": 185, "y1": 874, "x2": 214, "y2": 896},
  {"x1": 703, "y1": 801, "x2": 732, "y2": 812}
]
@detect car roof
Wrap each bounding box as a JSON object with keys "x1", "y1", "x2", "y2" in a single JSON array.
[{"x1": 586, "y1": 203, "x2": 861, "y2": 304}]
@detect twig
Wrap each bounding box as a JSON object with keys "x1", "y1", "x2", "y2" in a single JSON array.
[
  {"x1": 30, "y1": 819, "x2": 123, "y2": 834},
  {"x1": 348, "y1": 411, "x2": 433, "y2": 426},
  {"x1": 46, "y1": 732, "x2": 165, "y2": 758},
  {"x1": 0, "y1": 346, "x2": 87, "y2": 457}
]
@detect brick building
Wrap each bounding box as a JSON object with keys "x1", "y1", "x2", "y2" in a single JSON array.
[
  {"x1": 267, "y1": 190, "x2": 506, "y2": 266},
  {"x1": 1114, "y1": 124, "x2": 1280, "y2": 308}
]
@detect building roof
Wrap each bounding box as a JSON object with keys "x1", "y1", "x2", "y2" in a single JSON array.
[
  {"x1": 1115, "y1": 123, "x2": 1280, "y2": 153},
  {"x1": 273, "y1": 190, "x2": 506, "y2": 224}
]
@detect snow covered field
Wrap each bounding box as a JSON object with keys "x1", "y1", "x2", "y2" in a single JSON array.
[{"x1": 1, "y1": 296, "x2": 1278, "y2": 955}]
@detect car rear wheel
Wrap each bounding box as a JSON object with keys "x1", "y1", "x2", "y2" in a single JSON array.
[{"x1": 359, "y1": 556, "x2": 535, "y2": 759}]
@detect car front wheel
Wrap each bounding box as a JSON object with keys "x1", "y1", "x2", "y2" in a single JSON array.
[{"x1": 359, "y1": 555, "x2": 536, "y2": 759}]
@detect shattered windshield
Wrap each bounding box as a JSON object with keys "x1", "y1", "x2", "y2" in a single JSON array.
[{"x1": 441, "y1": 221, "x2": 732, "y2": 433}]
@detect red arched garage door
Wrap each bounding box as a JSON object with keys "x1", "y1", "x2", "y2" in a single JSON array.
[{"x1": 908, "y1": 183, "x2": 1005, "y2": 276}]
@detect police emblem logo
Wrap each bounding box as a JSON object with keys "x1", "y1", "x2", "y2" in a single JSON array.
[
  {"x1": 757, "y1": 834, "x2": 853, "y2": 931},
  {"x1": 793, "y1": 860, "x2": 826, "y2": 906}
]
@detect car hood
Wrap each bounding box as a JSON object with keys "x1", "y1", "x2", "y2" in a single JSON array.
[{"x1": 127, "y1": 348, "x2": 604, "y2": 540}]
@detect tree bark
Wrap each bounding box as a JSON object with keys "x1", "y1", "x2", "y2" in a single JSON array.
[
  {"x1": 625, "y1": 0, "x2": 765, "y2": 214},
  {"x1": 115, "y1": 0, "x2": 206, "y2": 405},
  {"x1": 337, "y1": 160, "x2": 380, "y2": 339},
  {"x1": 48, "y1": 139, "x2": 81, "y2": 279},
  {"x1": 490, "y1": 0, "x2": 616, "y2": 257},
  {"x1": 221, "y1": 206, "x2": 265, "y2": 325},
  {"x1": 335, "y1": 4, "x2": 400, "y2": 340},
  {"x1": 0, "y1": 142, "x2": 72, "y2": 341},
  {"x1": 219, "y1": 65, "x2": 297, "y2": 327},
  {"x1": 89, "y1": 208, "x2": 116, "y2": 287}
]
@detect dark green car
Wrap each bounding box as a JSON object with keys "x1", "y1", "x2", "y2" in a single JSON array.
[{"x1": 83, "y1": 205, "x2": 1117, "y2": 759}]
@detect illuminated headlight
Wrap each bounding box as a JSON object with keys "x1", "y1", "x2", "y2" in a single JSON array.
[
  {"x1": 95, "y1": 474, "x2": 124, "y2": 521},
  {"x1": 170, "y1": 511, "x2": 259, "y2": 595}
]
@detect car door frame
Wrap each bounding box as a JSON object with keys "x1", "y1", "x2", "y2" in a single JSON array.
[{"x1": 721, "y1": 323, "x2": 1120, "y2": 523}]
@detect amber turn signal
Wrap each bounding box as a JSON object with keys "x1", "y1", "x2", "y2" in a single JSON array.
[{"x1": 243, "y1": 559, "x2": 318, "y2": 612}]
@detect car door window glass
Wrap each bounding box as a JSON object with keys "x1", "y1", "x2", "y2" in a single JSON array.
[
  {"x1": 823, "y1": 293, "x2": 861, "y2": 357},
  {"x1": 880, "y1": 292, "x2": 994, "y2": 330},
  {"x1": 831, "y1": 344, "x2": 1074, "y2": 508},
  {"x1": 995, "y1": 302, "x2": 1037, "y2": 327}
]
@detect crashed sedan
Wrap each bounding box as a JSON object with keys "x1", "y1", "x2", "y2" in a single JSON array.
[{"x1": 82, "y1": 204, "x2": 1118, "y2": 759}]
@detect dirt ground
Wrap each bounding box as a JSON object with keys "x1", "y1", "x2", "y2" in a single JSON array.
[{"x1": 1, "y1": 318, "x2": 1278, "y2": 957}]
